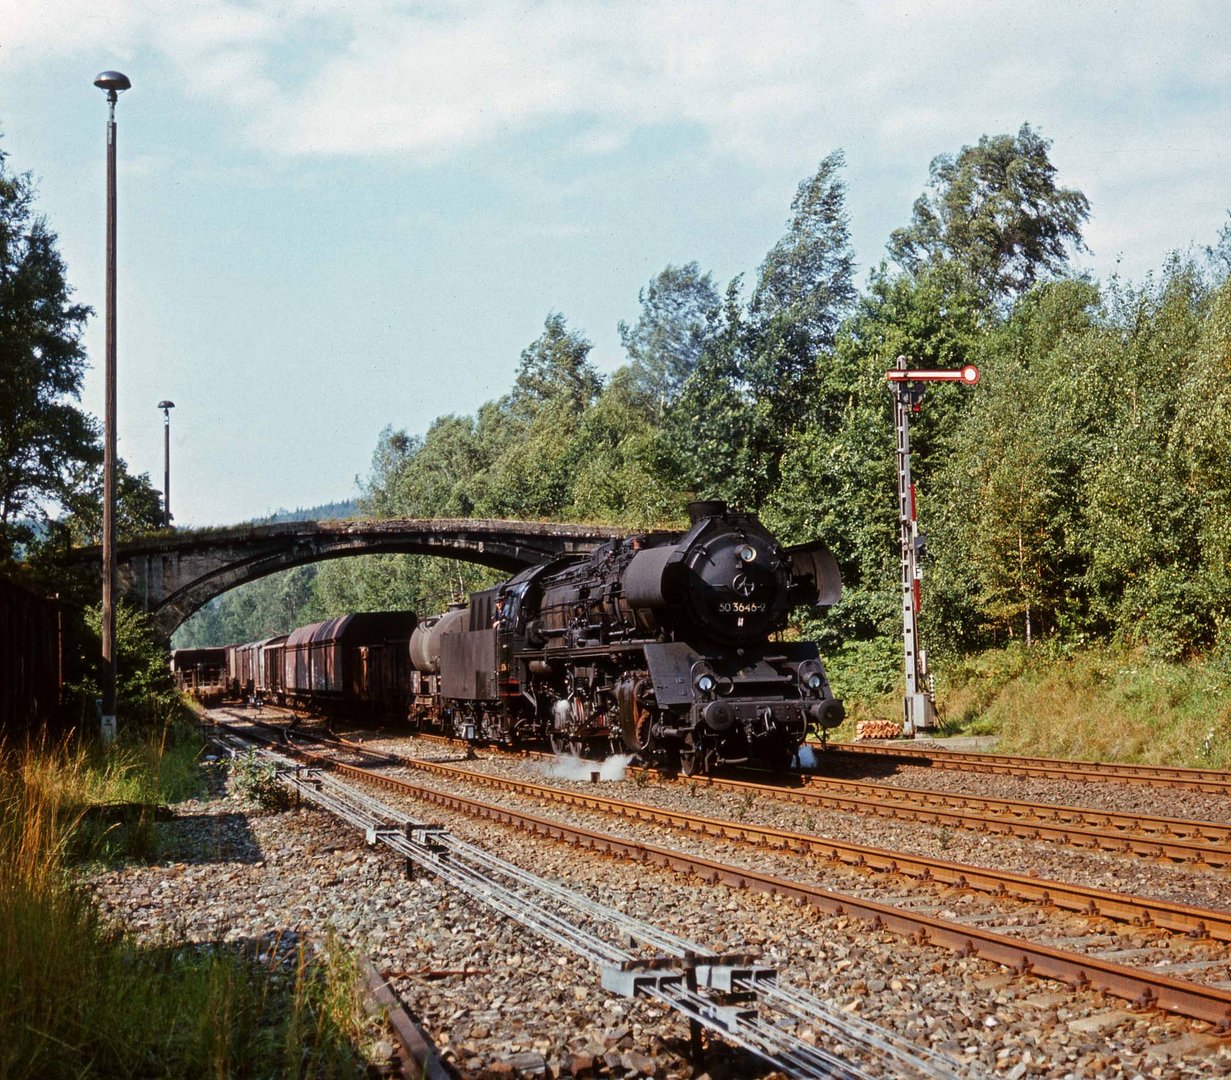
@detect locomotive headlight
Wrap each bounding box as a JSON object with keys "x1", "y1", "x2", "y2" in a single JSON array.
[
  {"x1": 691, "y1": 661, "x2": 718, "y2": 695},
  {"x1": 738, "y1": 544, "x2": 757, "y2": 563},
  {"x1": 798, "y1": 660, "x2": 824, "y2": 691}
]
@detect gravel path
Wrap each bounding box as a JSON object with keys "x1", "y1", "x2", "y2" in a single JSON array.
[{"x1": 83, "y1": 735, "x2": 1231, "y2": 1078}]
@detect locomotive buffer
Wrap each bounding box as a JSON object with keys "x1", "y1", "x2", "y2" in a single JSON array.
[{"x1": 885, "y1": 357, "x2": 979, "y2": 736}]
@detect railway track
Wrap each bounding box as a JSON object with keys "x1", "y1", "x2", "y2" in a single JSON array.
[
  {"x1": 326, "y1": 722, "x2": 1231, "y2": 868},
  {"x1": 216, "y1": 720, "x2": 968, "y2": 1078},
  {"x1": 346, "y1": 743, "x2": 1231, "y2": 943},
  {"x1": 712, "y1": 773, "x2": 1231, "y2": 867},
  {"x1": 226, "y1": 708, "x2": 1231, "y2": 865},
  {"x1": 220, "y1": 715, "x2": 1231, "y2": 1031},
  {"x1": 824, "y1": 743, "x2": 1231, "y2": 796}
]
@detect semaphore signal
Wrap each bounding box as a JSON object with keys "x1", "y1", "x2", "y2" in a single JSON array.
[
  {"x1": 886, "y1": 364, "x2": 980, "y2": 385},
  {"x1": 886, "y1": 355, "x2": 980, "y2": 737}
]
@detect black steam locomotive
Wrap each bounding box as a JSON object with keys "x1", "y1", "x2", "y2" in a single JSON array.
[{"x1": 409, "y1": 501, "x2": 843, "y2": 774}]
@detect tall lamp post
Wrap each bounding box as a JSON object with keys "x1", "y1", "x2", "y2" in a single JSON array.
[
  {"x1": 158, "y1": 400, "x2": 175, "y2": 527},
  {"x1": 95, "y1": 69, "x2": 131, "y2": 745}
]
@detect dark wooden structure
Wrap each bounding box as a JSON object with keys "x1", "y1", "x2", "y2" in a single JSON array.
[{"x1": 0, "y1": 575, "x2": 63, "y2": 732}]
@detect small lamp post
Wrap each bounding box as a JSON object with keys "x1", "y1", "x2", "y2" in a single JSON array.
[
  {"x1": 94, "y1": 69, "x2": 130, "y2": 745},
  {"x1": 158, "y1": 400, "x2": 175, "y2": 527}
]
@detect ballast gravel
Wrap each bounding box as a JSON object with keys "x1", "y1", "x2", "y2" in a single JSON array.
[
  {"x1": 84, "y1": 734, "x2": 1231, "y2": 1079},
  {"x1": 364, "y1": 733, "x2": 1231, "y2": 912}
]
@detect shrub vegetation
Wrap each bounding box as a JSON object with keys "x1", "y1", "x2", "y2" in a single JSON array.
[{"x1": 0, "y1": 731, "x2": 375, "y2": 1078}]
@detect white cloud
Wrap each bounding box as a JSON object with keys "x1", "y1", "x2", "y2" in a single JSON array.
[
  {"x1": 8, "y1": 1, "x2": 1228, "y2": 166},
  {"x1": 5, "y1": 0, "x2": 1230, "y2": 280}
]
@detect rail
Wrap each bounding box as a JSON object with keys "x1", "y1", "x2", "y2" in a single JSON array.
[
  {"x1": 341, "y1": 742, "x2": 1231, "y2": 944},
  {"x1": 216, "y1": 725, "x2": 966, "y2": 1079},
  {"x1": 825, "y1": 744, "x2": 1231, "y2": 795},
  {"x1": 217, "y1": 717, "x2": 1231, "y2": 1030}
]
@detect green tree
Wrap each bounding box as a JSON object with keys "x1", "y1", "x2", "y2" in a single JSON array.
[
  {"x1": 1076, "y1": 261, "x2": 1222, "y2": 658},
  {"x1": 927, "y1": 279, "x2": 1099, "y2": 649},
  {"x1": 55, "y1": 459, "x2": 165, "y2": 546},
  {"x1": 507, "y1": 313, "x2": 603, "y2": 417},
  {"x1": 479, "y1": 314, "x2": 603, "y2": 518},
  {"x1": 666, "y1": 154, "x2": 859, "y2": 509},
  {"x1": 761, "y1": 262, "x2": 985, "y2": 655},
  {"x1": 1169, "y1": 277, "x2": 1231, "y2": 655},
  {"x1": 362, "y1": 417, "x2": 484, "y2": 520},
  {"x1": 0, "y1": 146, "x2": 95, "y2": 562},
  {"x1": 69, "y1": 603, "x2": 181, "y2": 727},
  {"x1": 888, "y1": 123, "x2": 1089, "y2": 299},
  {"x1": 566, "y1": 366, "x2": 688, "y2": 527},
  {"x1": 664, "y1": 278, "x2": 751, "y2": 503},
  {"x1": 618, "y1": 262, "x2": 721, "y2": 411},
  {"x1": 743, "y1": 152, "x2": 857, "y2": 504},
  {"x1": 313, "y1": 554, "x2": 498, "y2": 620},
  {"x1": 174, "y1": 564, "x2": 325, "y2": 647},
  {"x1": 750, "y1": 150, "x2": 856, "y2": 356}
]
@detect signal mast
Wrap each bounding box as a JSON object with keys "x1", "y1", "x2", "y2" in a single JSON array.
[{"x1": 885, "y1": 356, "x2": 979, "y2": 736}]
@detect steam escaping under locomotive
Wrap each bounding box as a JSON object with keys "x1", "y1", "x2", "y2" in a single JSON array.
[{"x1": 408, "y1": 501, "x2": 844, "y2": 774}]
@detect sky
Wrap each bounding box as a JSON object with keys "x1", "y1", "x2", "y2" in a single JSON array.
[{"x1": 2, "y1": 1, "x2": 1228, "y2": 527}]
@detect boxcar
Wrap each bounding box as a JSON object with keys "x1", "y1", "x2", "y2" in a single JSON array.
[
  {"x1": 259, "y1": 634, "x2": 288, "y2": 701},
  {"x1": 283, "y1": 611, "x2": 417, "y2": 718},
  {"x1": 233, "y1": 640, "x2": 263, "y2": 700},
  {"x1": 224, "y1": 644, "x2": 242, "y2": 699},
  {"x1": 170, "y1": 647, "x2": 227, "y2": 697}
]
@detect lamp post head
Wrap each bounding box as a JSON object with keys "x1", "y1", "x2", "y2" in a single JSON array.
[
  {"x1": 158, "y1": 400, "x2": 175, "y2": 411},
  {"x1": 93, "y1": 71, "x2": 131, "y2": 103}
]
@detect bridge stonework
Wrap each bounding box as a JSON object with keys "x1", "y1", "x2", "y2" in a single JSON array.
[{"x1": 74, "y1": 518, "x2": 624, "y2": 640}]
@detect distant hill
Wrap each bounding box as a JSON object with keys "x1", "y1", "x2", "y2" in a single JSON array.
[{"x1": 252, "y1": 500, "x2": 360, "y2": 525}]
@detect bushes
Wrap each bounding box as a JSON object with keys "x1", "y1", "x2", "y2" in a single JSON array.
[
  {"x1": 928, "y1": 644, "x2": 1231, "y2": 768},
  {"x1": 0, "y1": 733, "x2": 373, "y2": 1077},
  {"x1": 64, "y1": 603, "x2": 185, "y2": 734}
]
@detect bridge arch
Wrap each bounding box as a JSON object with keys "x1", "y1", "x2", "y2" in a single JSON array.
[{"x1": 71, "y1": 518, "x2": 625, "y2": 639}]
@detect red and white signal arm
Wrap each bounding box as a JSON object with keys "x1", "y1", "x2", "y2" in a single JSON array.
[{"x1": 886, "y1": 364, "x2": 980, "y2": 385}]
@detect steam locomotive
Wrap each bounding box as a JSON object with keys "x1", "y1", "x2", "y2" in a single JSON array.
[{"x1": 408, "y1": 501, "x2": 843, "y2": 774}]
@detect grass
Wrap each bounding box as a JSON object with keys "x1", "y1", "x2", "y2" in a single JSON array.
[
  {"x1": 833, "y1": 642, "x2": 1231, "y2": 769},
  {"x1": 0, "y1": 725, "x2": 377, "y2": 1078}
]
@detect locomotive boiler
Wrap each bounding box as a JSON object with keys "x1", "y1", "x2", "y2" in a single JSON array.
[{"x1": 409, "y1": 501, "x2": 844, "y2": 774}]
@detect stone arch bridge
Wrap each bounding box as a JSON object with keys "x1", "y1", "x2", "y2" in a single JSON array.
[{"x1": 70, "y1": 518, "x2": 625, "y2": 640}]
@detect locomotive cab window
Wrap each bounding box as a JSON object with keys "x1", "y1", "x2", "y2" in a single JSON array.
[{"x1": 504, "y1": 580, "x2": 531, "y2": 630}]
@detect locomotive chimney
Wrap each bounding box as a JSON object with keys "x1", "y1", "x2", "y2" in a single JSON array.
[{"x1": 687, "y1": 499, "x2": 727, "y2": 523}]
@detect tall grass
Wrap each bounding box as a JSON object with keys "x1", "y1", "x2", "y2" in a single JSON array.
[
  {"x1": 936, "y1": 645, "x2": 1231, "y2": 767},
  {"x1": 0, "y1": 731, "x2": 373, "y2": 1078},
  {"x1": 828, "y1": 644, "x2": 1231, "y2": 768}
]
